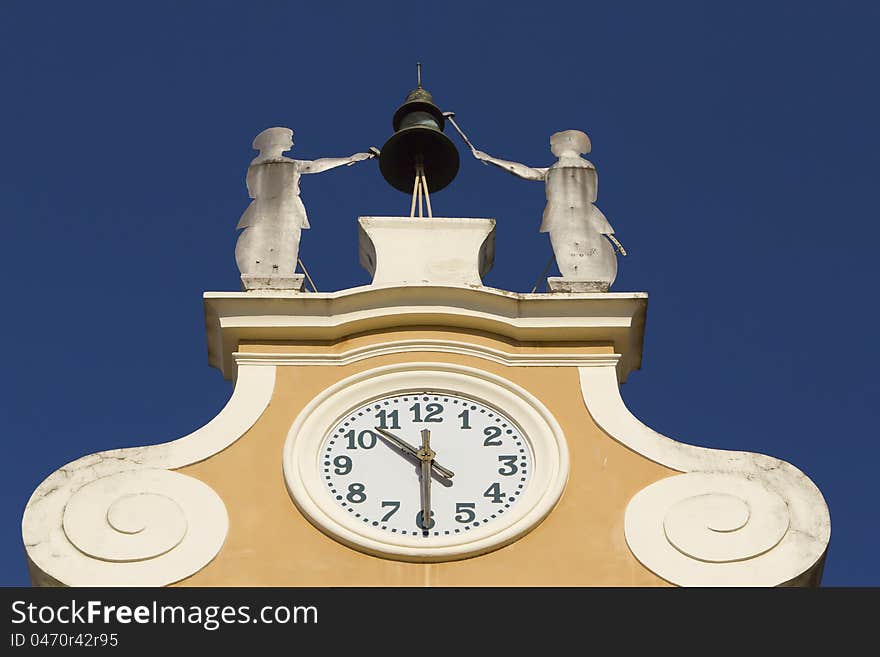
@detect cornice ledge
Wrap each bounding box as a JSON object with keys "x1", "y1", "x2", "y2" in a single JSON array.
[
  {"x1": 21, "y1": 365, "x2": 275, "y2": 586},
  {"x1": 204, "y1": 284, "x2": 647, "y2": 382},
  {"x1": 233, "y1": 341, "x2": 622, "y2": 370},
  {"x1": 578, "y1": 365, "x2": 831, "y2": 587}
]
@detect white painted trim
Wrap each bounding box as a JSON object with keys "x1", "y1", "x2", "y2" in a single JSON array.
[
  {"x1": 204, "y1": 284, "x2": 647, "y2": 383},
  {"x1": 283, "y1": 362, "x2": 569, "y2": 562},
  {"x1": 163, "y1": 365, "x2": 275, "y2": 468},
  {"x1": 21, "y1": 364, "x2": 275, "y2": 586},
  {"x1": 578, "y1": 365, "x2": 831, "y2": 586},
  {"x1": 233, "y1": 341, "x2": 621, "y2": 369}
]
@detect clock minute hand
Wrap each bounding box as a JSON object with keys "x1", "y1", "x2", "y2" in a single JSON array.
[
  {"x1": 418, "y1": 428, "x2": 433, "y2": 534},
  {"x1": 373, "y1": 427, "x2": 455, "y2": 479}
]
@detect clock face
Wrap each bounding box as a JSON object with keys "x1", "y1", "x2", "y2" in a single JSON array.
[
  {"x1": 284, "y1": 363, "x2": 568, "y2": 561},
  {"x1": 320, "y1": 392, "x2": 532, "y2": 538}
]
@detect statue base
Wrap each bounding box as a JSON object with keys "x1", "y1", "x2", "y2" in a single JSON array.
[
  {"x1": 240, "y1": 274, "x2": 306, "y2": 291},
  {"x1": 547, "y1": 277, "x2": 610, "y2": 293}
]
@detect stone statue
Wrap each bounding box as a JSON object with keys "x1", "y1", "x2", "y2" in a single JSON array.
[
  {"x1": 471, "y1": 129, "x2": 625, "y2": 292},
  {"x1": 235, "y1": 127, "x2": 375, "y2": 290}
]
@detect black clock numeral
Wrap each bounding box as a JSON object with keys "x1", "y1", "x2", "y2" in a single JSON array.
[
  {"x1": 333, "y1": 455, "x2": 353, "y2": 476},
  {"x1": 458, "y1": 409, "x2": 471, "y2": 429},
  {"x1": 416, "y1": 510, "x2": 436, "y2": 530},
  {"x1": 454, "y1": 502, "x2": 476, "y2": 523},
  {"x1": 483, "y1": 482, "x2": 504, "y2": 504},
  {"x1": 483, "y1": 426, "x2": 503, "y2": 446},
  {"x1": 424, "y1": 403, "x2": 443, "y2": 422},
  {"x1": 409, "y1": 402, "x2": 444, "y2": 423},
  {"x1": 375, "y1": 409, "x2": 400, "y2": 430},
  {"x1": 381, "y1": 501, "x2": 400, "y2": 521},
  {"x1": 345, "y1": 429, "x2": 378, "y2": 450},
  {"x1": 346, "y1": 483, "x2": 367, "y2": 503},
  {"x1": 497, "y1": 455, "x2": 518, "y2": 476}
]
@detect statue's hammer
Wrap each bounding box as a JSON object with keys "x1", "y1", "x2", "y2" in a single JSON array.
[{"x1": 442, "y1": 111, "x2": 477, "y2": 153}]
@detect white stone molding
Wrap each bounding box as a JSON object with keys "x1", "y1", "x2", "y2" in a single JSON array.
[
  {"x1": 233, "y1": 341, "x2": 622, "y2": 369},
  {"x1": 578, "y1": 365, "x2": 831, "y2": 586},
  {"x1": 22, "y1": 363, "x2": 275, "y2": 586},
  {"x1": 283, "y1": 362, "x2": 569, "y2": 562},
  {"x1": 204, "y1": 285, "x2": 647, "y2": 382}
]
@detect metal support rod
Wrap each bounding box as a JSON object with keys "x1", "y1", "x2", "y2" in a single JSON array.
[
  {"x1": 419, "y1": 165, "x2": 433, "y2": 218},
  {"x1": 416, "y1": 166, "x2": 423, "y2": 218},
  {"x1": 530, "y1": 254, "x2": 556, "y2": 293},
  {"x1": 409, "y1": 161, "x2": 433, "y2": 219},
  {"x1": 410, "y1": 171, "x2": 419, "y2": 218},
  {"x1": 297, "y1": 257, "x2": 318, "y2": 292}
]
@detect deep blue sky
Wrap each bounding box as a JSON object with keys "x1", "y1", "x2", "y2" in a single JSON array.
[{"x1": 1, "y1": 2, "x2": 877, "y2": 586}]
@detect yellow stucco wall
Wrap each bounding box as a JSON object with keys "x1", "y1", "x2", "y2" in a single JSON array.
[{"x1": 175, "y1": 329, "x2": 675, "y2": 586}]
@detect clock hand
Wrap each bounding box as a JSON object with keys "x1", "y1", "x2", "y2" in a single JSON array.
[
  {"x1": 373, "y1": 425, "x2": 420, "y2": 455},
  {"x1": 373, "y1": 427, "x2": 455, "y2": 479},
  {"x1": 418, "y1": 429, "x2": 433, "y2": 534}
]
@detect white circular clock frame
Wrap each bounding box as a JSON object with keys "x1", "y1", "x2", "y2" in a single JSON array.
[{"x1": 283, "y1": 362, "x2": 569, "y2": 562}]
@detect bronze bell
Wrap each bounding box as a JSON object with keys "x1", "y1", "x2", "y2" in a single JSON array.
[{"x1": 379, "y1": 83, "x2": 460, "y2": 194}]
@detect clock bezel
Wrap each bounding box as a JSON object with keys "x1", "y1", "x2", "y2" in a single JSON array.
[{"x1": 283, "y1": 362, "x2": 569, "y2": 562}]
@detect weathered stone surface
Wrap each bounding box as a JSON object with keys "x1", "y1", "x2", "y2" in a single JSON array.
[
  {"x1": 547, "y1": 277, "x2": 609, "y2": 293},
  {"x1": 358, "y1": 216, "x2": 495, "y2": 286},
  {"x1": 240, "y1": 274, "x2": 305, "y2": 291}
]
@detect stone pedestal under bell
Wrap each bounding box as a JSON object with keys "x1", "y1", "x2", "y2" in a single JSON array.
[{"x1": 358, "y1": 216, "x2": 495, "y2": 286}]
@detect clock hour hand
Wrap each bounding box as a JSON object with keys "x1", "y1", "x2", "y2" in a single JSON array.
[{"x1": 373, "y1": 427, "x2": 455, "y2": 479}]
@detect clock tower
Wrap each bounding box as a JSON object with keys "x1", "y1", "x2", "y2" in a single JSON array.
[{"x1": 21, "y1": 89, "x2": 830, "y2": 587}]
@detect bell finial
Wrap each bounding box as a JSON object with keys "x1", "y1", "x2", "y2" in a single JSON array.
[{"x1": 403, "y1": 64, "x2": 433, "y2": 106}]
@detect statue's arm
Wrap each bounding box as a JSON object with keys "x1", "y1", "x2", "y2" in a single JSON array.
[
  {"x1": 472, "y1": 149, "x2": 547, "y2": 181},
  {"x1": 296, "y1": 151, "x2": 375, "y2": 174}
]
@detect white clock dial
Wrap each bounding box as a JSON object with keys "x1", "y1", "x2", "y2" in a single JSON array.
[
  {"x1": 284, "y1": 363, "x2": 568, "y2": 561},
  {"x1": 321, "y1": 392, "x2": 532, "y2": 538}
]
